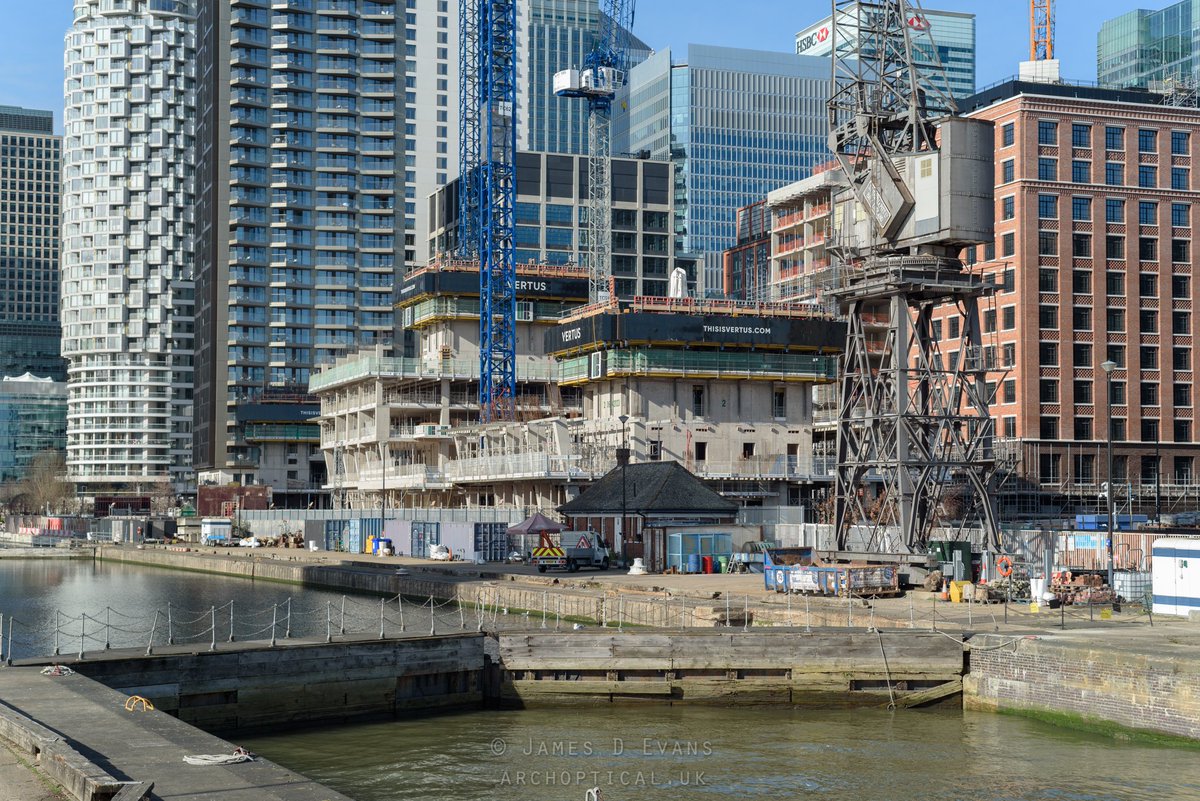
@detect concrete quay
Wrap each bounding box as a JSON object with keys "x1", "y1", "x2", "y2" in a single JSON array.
[{"x1": 0, "y1": 665, "x2": 354, "y2": 801}]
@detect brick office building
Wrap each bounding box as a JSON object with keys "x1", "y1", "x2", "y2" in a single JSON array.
[{"x1": 959, "y1": 80, "x2": 1200, "y2": 515}]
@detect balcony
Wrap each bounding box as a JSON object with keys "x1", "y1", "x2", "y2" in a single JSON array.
[{"x1": 443, "y1": 452, "x2": 593, "y2": 484}]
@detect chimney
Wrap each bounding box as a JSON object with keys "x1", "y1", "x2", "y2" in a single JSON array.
[{"x1": 615, "y1": 447, "x2": 631, "y2": 467}]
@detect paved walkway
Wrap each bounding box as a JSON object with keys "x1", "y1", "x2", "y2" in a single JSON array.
[
  {"x1": 0, "y1": 667, "x2": 353, "y2": 801},
  {"x1": 0, "y1": 741, "x2": 65, "y2": 801}
]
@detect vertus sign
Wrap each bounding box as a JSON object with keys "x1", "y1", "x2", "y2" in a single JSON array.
[{"x1": 796, "y1": 26, "x2": 830, "y2": 55}]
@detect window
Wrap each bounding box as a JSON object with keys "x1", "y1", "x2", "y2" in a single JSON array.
[
  {"x1": 1004, "y1": 417, "x2": 1017, "y2": 438},
  {"x1": 1074, "y1": 379, "x2": 1093, "y2": 404},
  {"x1": 1003, "y1": 380, "x2": 1016, "y2": 404},
  {"x1": 1139, "y1": 165, "x2": 1157, "y2": 188},
  {"x1": 1105, "y1": 126, "x2": 1124, "y2": 150},
  {"x1": 949, "y1": 317, "x2": 960, "y2": 339},
  {"x1": 1003, "y1": 343, "x2": 1016, "y2": 366},
  {"x1": 1074, "y1": 343, "x2": 1093, "y2": 366},
  {"x1": 1075, "y1": 454, "x2": 1097, "y2": 482},
  {"x1": 1143, "y1": 455, "x2": 1160, "y2": 480},
  {"x1": 1173, "y1": 240, "x2": 1190, "y2": 263},
  {"x1": 1002, "y1": 196, "x2": 1015, "y2": 220},
  {"x1": 1073, "y1": 307, "x2": 1091, "y2": 330},
  {"x1": 1001, "y1": 122, "x2": 1015, "y2": 147},
  {"x1": 1141, "y1": 346, "x2": 1158, "y2": 369},
  {"x1": 773, "y1": 389, "x2": 786, "y2": 419},
  {"x1": 1175, "y1": 421, "x2": 1192, "y2": 443},
  {"x1": 1002, "y1": 306, "x2": 1015, "y2": 330},
  {"x1": 1002, "y1": 232, "x2": 1015, "y2": 257},
  {"x1": 986, "y1": 242, "x2": 997, "y2": 261},
  {"x1": 1072, "y1": 160, "x2": 1090, "y2": 183},
  {"x1": 1109, "y1": 380, "x2": 1127, "y2": 405},
  {"x1": 1040, "y1": 417, "x2": 1058, "y2": 440},
  {"x1": 1172, "y1": 130, "x2": 1190, "y2": 155},
  {"x1": 1040, "y1": 380, "x2": 1059, "y2": 402},
  {"x1": 1112, "y1": 419, "x2": 1127, "y2": 441},
  {"x1": 1002, "y1": 268, "x2": 1014, "y2": 292},
  {"x1": 1139, "y1": 238, "x2": 1157, "y2": 262},
  {"x1": 1173, "y1": 167, "x2": 1189, "y2": 191},
  {"x1": 1072, "y1": 123, "x2": 1091, "y2": 148},
  {"x1": 1175, "y1": 383, "x2": 1192, "y2": 407},
  {"x1": 1139, "y1": 273, "x2": 1157, "y2": 297},
  {"x1": 1002, "y1": 159, "x2": 1015, "y2": 183},
  {"x1": 1173, "y1": 275, "x2": 1191, "y2": 299},
  {"x1": 1039, "y1": 120, "x2": 1058, "y2": 145},
  {"x1": 932, "y1": 319, "x2": 943, "y2": 339},
  {"x1": 984, "y1": 308, "x2": 997, "y2": 332},
  {"x1": 1039, "y1": 305, "x2": 1058, "y2": 328},
  {"x1": 1106, "y1": 236, "x2": 1125, "y2": 260},
  {"x1": 1108, "y1": 344, "x2": 1126, "y2": 368},
  {"x1": 1139, "y1": 128, "x2": 1158, "y2": 153},
  {"x1": 1105, "y1": 162, "x2": 1123, "y2": 185},
  {"x1": 1038, "y1": 158, "x2": 1057, "y2": 180},
  {"x1": 1072, "y1": 196, "x2": 1091, "y2": 220},
  {"x1": 1173, "y1": 311, "x2": 1190, "y2": 335},
  {"x1": 742, "y1": 442, "x2": 756, "y2": 459},
  {"x1": 1139, "y1": 201, "x2": 1158, "y2": 225},
  {"x1": 1041, "y1": 453, "x2": 1063, "y2": 481},
  {"x1": 691, "y1": 385, "x2": 706, "y2": 416},
  {"x1": 1106, "y1": 272, "x2": 1125, "y2": 296},
  {"x1": 1038, "y1": 194, "x2": 1057, "y2": 218},
  {"x1": 1140, "y1": 310, "x2": 1158, "y2": 333},
  {"x1": 1039, "y1": 342, "x2": 1059, "y2": 366},
  {"x1": 1142, "y1": 419, "x2": 1160, "y2": 442},
  {"x1": 1038, "y1": 231, "x2": 1057, "y2": 256},
  {"x1": 1073, "y1": 233, "x2": 1091, "y2": 257},
  {"x1": 1106, "y1": 198, "x2": 1124, "y2": 223},
  {"x1": 1039, "y1": 268, "x2": 1058, "y2": 291},
  {"x1": 1107, "y1": 308, "x2": 1125, "y2": 332},
  {"x1": 1175, "y1": 347, "x2": 1191, "y2": 371},
  {"x1": 1073, "y1": 270, "x2": 1092, "y2": 294},
  {"x1": 1075, "y1": 418, "x2": 1094, "y2": 440},
  {"x1": 1172, "y1": 203, "x2": 1189, "y2": 227},
  {"x1": 694, "y1": 441, "x2": 707, "y2": 461},
  {"x1": 1141, "y1": 382, "x2": 1159, "y2": 405}
]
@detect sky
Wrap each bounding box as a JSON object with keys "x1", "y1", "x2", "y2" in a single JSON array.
[{"x1": 0, "y1": 0, "x2": 1174, "y2": 132}]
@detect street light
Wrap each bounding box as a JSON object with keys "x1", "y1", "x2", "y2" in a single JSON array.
[
  {"x1": 617, "y1": 414, "x2": 629, "y2": 564},
  {"x1": 1100, "y1": 359, "x2": 1117, "y2": 591}
]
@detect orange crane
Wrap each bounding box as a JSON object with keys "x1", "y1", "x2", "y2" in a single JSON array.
[{"x1": 1030, "y1": 0, "x2": 1054, "y2": 60}]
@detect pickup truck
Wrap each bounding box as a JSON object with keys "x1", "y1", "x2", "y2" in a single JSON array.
[{"x1": 532, "y1": 531, "x2": 611, "y2": 573}]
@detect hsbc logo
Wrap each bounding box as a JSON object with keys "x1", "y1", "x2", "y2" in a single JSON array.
[
  {"x1": 796, "y1": 26, "x2": 831, "y2": 54},
  {"x1": 907, "y1": 14, "x2": 931, "y2": 31}
]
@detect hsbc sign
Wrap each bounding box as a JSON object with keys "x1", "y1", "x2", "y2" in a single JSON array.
[{"x1": 796, "y1": 25, "x2": 831, "y2": 54}]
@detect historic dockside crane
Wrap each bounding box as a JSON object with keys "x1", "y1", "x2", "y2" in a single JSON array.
[{"x1": 827, "y1": 0, "x2": 1003, "y2": 552}]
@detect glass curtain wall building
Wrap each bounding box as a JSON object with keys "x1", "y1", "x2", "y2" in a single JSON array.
[
  {"x1": 1098, "y1": 1, "x2": 1200, "y2": 89},
  {"x1": 194, "y1": 0, "x2": 456, "y2": 498},
  {"x1": 0, "y1": 106, "x2": 64, "y2": 382},
  {"x1": 615, "y1": 46, "x2": 830, "y2": 297},
  {"x1": 0, "y1": 374, "x2": 67, "y2": 486},
  {"x1": 793, "y1": 3, "x2": 976, "y2": 103},
  {"x1": 62, "y1": 0, "x2": 196, "y2": 493},
  {"x1": 518, "y1": 0, "x2": 650, "y2": 156}
]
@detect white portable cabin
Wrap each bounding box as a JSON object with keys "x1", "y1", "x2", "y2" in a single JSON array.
[{"x1": 1151, "y1": 537, "x2": 1200, "y2": 617}]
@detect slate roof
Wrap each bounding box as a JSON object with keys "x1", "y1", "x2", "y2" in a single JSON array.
[{"x1": 558, "y1": 460, "x2": 738, "y2": 516}]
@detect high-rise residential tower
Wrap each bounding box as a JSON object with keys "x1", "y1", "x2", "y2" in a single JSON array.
[
  {"x1": 517, "y1": 0, "x2": 650, "y2": 156},
  {"x1": 793, "y1": 4, "x2": 976, "y2": 103},
  {"x1": 193, "y1": 0, "x2": 456, "y2": 502},
  {"x1": 62, "y1": 0, "x2": 196, "y2": 495},
  {"x1": 0, "y1": 105, "x2": 64, "y2": 382},
  {"x1": 615, "y1": 45, "x2": 830, "y2": 297},
  {"x1": 1098, "y1": 1, "x2": 1200, "y2": 89}
]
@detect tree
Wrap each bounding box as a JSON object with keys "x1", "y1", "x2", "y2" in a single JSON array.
[{"x1": 17, "y1": 450, "x2": 73, "y2": 515}]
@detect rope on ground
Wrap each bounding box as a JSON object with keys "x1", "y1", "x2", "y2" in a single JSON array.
[
  {"x1": 40, "y1": 665, "x2": 75, "y2": 676},
  {"x1": 183, "y1": 747, "x2": 254, "y2": 766}
]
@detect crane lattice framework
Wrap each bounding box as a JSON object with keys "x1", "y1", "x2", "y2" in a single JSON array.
[
  {"x1": 459, "y1": 0, "x2": 518, "y2": 422},
  {"x1": 828, "y1": 0, "x2": 1002, "y2": 554},
  {"x1": 1030, "y1": 0, "x2": 1054, "y2": 61},
  {"x1": 554, "y1": 0, "x2": 636, "y2": 304}
]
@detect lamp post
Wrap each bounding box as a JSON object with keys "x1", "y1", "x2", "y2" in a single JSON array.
[
  {"x1": 618, "y1": 414, "x2": 629, "y2": 563},
  {"x1": 1101, "y1": 359, "x2": 1117, "y2": 590}
]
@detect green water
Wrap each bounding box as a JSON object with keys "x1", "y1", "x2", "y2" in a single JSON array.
[{"x1": 241, "y1": 705, "x2": 1200, "y2": 801}]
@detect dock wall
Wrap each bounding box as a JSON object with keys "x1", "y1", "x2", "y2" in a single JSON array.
[
  {"x1": 964, "y1": 634, "x2": 1200, "y2": 741},
  {"x1": 68, "y1": 635, "x2": 484, "y2": 732}
]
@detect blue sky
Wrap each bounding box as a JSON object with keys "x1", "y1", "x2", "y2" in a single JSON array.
[{"x1": 0, "y1": 1, "x2": 1171, "y2": 131}]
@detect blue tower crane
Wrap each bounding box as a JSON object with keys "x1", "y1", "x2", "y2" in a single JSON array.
[
  {"x1": 459, "y1": 0, "x2": 518, "y2": 421},
  {"x1": 553, "y1": 0, "x2": 636, "y2": 304}
]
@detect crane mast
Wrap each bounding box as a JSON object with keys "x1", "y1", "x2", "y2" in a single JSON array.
[
  {"x1": 1030, "y1": 0, "x2": 1054, "y2": 61},
  {"x1": 554, "y1": 0, "x2": 636, "y2": 305},
  {"x1": 828, "y1": 0, "x2": 1002, "y2": 553},
  {"x1": 459, "y1": 0, "x2": 518, "y2": 422}
]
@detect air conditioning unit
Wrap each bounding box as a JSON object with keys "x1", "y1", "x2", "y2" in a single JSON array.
[{"x1": 516, "y1": 301, "x2": 534, "y2": 322}]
